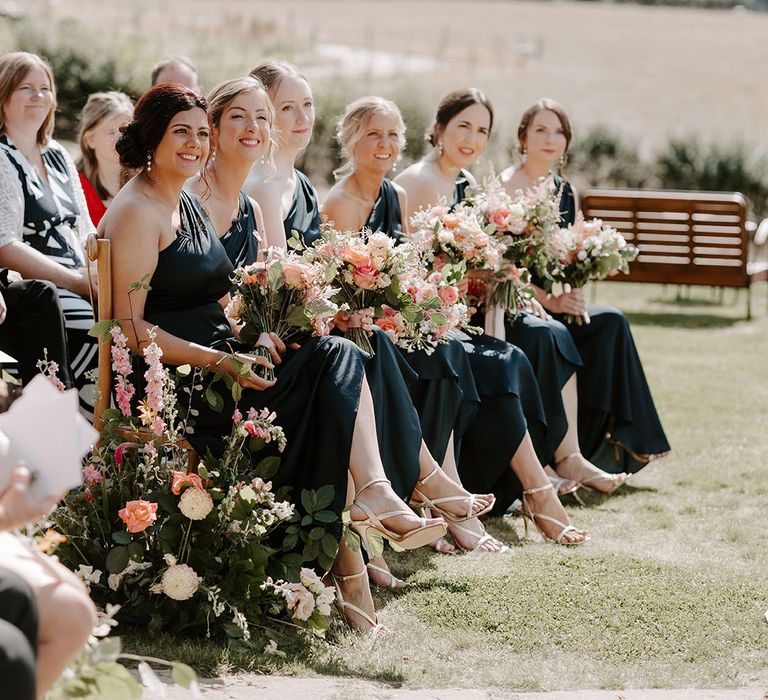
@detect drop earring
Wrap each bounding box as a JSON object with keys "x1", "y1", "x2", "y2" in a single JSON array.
[
  {"x1": 559, "y1": 153, "x2": 567, "y2": 168},
  {"x1": 437, "y1": 140, "x2": 444, "y2": 156},
  {"x1": 146, "y1": 152, "x2": 152, "y2": 173}
]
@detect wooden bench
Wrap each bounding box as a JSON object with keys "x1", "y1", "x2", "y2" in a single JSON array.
[{"x1": 581, "y1": 189, "x2": 768, "y2": 319}]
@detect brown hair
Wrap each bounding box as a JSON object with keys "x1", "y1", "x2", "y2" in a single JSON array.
[
  {"x1": 116, "y1": 84, "x2": 210, "y2": 173},
  {"x1": 249, "y1": 59, "x2": 308, "y2": 99},
  {"x1": 77, "y1": 91, "x2": 134, "y2": 200},
  {"x1": 150, "y1": 55, "x2": 198, "y2": 87},
  {"x1": 0, "y1": 52, "x2": 56, "y2": 145},
  {"x1": 206, "y1": 76, "x2": 276, "y2": 165},
  {"x1": 517, "y1": 98, "x2": 573, "y2": 158},
  {"x1": 426, "y1": 87, "x2": 493, "y2": 148}
]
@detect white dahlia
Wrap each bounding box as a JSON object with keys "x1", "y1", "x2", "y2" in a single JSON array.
[
  {"x1": 179, "y1": 488, "x2": 213, "y2": 521},
  {"x1": 161, "y1": 564, "x2": 201, "y2": 601}
]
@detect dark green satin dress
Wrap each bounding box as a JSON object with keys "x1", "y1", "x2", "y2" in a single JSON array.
[
  {"x1": 144, "y1": 191, "x2": 367, "y2": 543},
  {"x1": 551, "y1": 177, "x2": 670, "y2": 471}
]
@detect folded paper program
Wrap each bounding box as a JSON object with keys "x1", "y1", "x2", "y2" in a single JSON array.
[{"x1": 0, "y1": 374, "x2": 98, "y2": 498}]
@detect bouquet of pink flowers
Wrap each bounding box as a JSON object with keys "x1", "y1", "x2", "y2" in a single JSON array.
[
  {"x1": 228, "y1": 249, "x2": 339, "y2": 380},
  {"x1": 407, "y1": 202, "x2": 506, "y2": 280},
  {"x1": 303, "y1": 227, "x2": 418, "y2": 356},
  {"x1": 374, "y1": 271, "x2": 472, "y2": 354},
  {"x1": 551, "y1": 213, "x2": 639, "y2": 324}
]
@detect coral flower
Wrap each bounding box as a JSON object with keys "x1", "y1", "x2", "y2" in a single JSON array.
[
  {"x1": 118, "y1": 500, "x2": 158, "y2": 533},
  {"x1": 171, "y1": 470, "x2": 205, "y2": 495}
]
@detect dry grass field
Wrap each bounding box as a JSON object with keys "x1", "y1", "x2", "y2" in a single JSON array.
[{"x1": 37, "y1": 0, "x2": 768, "y2": 154}]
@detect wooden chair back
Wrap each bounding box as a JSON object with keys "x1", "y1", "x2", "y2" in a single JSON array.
[{"x1": 86, "y1": 235, "x2": 112, "y2": 432}]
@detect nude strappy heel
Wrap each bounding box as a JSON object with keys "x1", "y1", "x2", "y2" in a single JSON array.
[
  {"x1": 331, "y1": 569, "x2": 389, "y2": 637},
  {"x1": 518, "y1": 483, "x2": 589, "y2": 546},
  {"x1": 366, "y1": 563, "x2": 407, "y2": 590},
  {"x1": 448, "y1": 521, "x2": 509, "y2": 553},
  {"x1": 556, "y1": 451, "x2": 629, "y2": 496},
  {"x1": 409, "y1": 467, "x2": 495, "y2": 524},
  {"x1": 350, "y1": 478, "x2": 447, "y2": 556}
]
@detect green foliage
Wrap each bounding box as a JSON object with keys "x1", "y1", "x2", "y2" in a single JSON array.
[{"x1": 567, "y1": 124, "x2": 650, "y2": 189}]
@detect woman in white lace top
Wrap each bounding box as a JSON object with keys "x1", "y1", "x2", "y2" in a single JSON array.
[{"x1": 0, "y1": 52, "x2": 98, "y2": 416}]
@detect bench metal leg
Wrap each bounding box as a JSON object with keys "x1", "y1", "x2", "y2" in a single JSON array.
[{"x1": 747, "y1": 286, "x2": 752, "y2": 320}]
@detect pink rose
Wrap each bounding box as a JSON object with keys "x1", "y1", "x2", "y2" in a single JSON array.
[
  {"x1": 171, "y1": 470, "x2": 205, "y2": 495},
  {"x1": 341, "y1": 245, "x2": 372, "y2": 268},
  {"x1": 118, "y1": 499, "x2": 158, "y2": 533},
  {"x1": 352, "y1": 263, "x2": 381, "y2": 290},
  {"x1": 489, "y1": 208, "x2": 511, "y2": 229},
  {"x1": 438, "y1": 286, "x2": 459, "y2": 305}
]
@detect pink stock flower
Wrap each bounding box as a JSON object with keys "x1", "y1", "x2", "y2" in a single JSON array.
[
  {"x1": 114, "y1": 376, "x2": 135, "y2": 417},
  {"x1": 242, "y1": 420, "x2": 269, "y2": 440},
  {"x1": 82, "y1": 464, "x2": 103, "y2": 485},
  {"x1": 142, "y1": 341, "x2": 165, "y2": 414},
  {"x1": 171, "y1": 470, "x2": 204, "y2": 495},
  {"x1": 232, "y1": 408, "x2": 243, "y2": 423},
  {"x1": 118, "y1": 499, "x2": 158, "y2": 533},
  {"x1": 150, "y1": 415, "x2": 165, "y2": 436}
]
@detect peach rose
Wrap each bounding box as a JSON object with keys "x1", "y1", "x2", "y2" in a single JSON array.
[
  {"x1": 341, "y1": 245, "x2": 372, "y2": 268},
  {"x1": 171, "y1": 470, "x2": 204, "y2": 495},
  {"x1": 352, "y1": 263, "x2": 381, "y2": 290},
  {"x1": 442, "y1": 213, "x2": 461, "y2": 229},
  {"x1": 118, "y1": 499, "x2": 158, "y2": 533},
  {"x1": 438, "y1": 285, "x2": 459, "y2": 305},
  {"x1": 282, "y1": 260, "x2": 309, "y2": 289},
  {"x1": 243, "y1": 263, "x2": 267, "y2": 286}
]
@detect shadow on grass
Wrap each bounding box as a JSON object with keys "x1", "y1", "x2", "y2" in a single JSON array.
[{"x1": 622, "y1": 310, "x2": 743, "y2": 328}]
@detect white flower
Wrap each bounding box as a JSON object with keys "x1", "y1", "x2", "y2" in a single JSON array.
[
  {"x1": 108, "y1": 574, "x2": 122, "y2": 591},
  {"x1": 299, "y1": 567, "x2": 326, "y2": 595},
  {"x1": 161, "y1": 564, "x2": 201, "y2": 601},
  {"x1": 163, "y1": 553, "x2": 177, "y2": 566},
  {"x1": 278, "y1": 582, "x2": 316, "y2": 621},
  {"x1": 179, "y1": 488, "x2": 213, "y2": 520},
  {"x1": 75, "y1": 565, "x2": 102, "y2": 586},
  {"x1": 264, "y1": 640, "x2": 286, "y2": 658},
  {"x1": 315, "y1": 586, "x2": 336, "y2": 617},
  {"x1": 577, "y1": 249, "x2": 588, "y2": 261}
]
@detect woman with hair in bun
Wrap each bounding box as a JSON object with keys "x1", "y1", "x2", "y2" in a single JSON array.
[
  {"x1": 396, "y1": 88, "x2": 629, "y2": 498},
  {"x1": 104, "y1": 83, "x2": 499, "y2": 632},
  {"x1": 77, "y1": 90, "x2": 133, "y2": 226},
  {"x1": 501, "y1": 99, "x2": 670, "y2": 471},
  {"x1": 325, "y1": 95, "x2": 588, "y2": 548},
  {"x1": 0, "y1": 51, "x2": 97, "y2": 414}
]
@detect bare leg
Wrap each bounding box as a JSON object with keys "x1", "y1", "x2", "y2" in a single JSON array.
[
  {"x1": 332, "y1": 533, "x2": 380, "y2": 632},
  {"x1": 511, "y1": 433, "x2": 587, "y2": 544},
  {"x1": 553, "y1": 374, "x2": 628, "y2": 493},
  {"x1": 366, "y1": 555, "x2": 407, "y2": 589},
  {"x1": 0, "y1": 534, "x2": 96, "y2": 698},
  {"x1": 349, "y1": 377, "x2": 444, "y2": 535}
]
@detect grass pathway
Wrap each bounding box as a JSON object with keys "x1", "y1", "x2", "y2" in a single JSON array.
[{"x1": 127, "y1": 282, "x2": 768, "y2": 692}]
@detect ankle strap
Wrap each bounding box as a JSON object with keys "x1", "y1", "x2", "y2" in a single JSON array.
[
  {"x1": 523, "y1": 483, "x2": 554, "y2": 496},
  {"x1": 416, "y1": 466, "x2": 440, "y2": 486},
  {"x1": 354, "y1": 478, "x2": 389, "y2": 496},
  {"x1": 332, "y1": 569, "x2": 367, "y2": 583},
  {"x1": 555, "y1": 451, "x2": 580, "y2": 467}
]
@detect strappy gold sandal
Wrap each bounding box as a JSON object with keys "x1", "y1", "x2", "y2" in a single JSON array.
[
  {"x1": 331, "y1": 569, "x2": 390, "y2": 637},
  {"x1": 409, "y1": 467, "x2": 495, "y2": 524},
  {"x1": 517, "y1": 483, "x2": 589, "y2": 546}
]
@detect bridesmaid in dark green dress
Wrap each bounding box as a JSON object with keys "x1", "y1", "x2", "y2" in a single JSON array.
[
  {"x1": 501, "y1": 98, "x2": 670, "y2": 474},
  {"x1": 104, "y1": 83, "x2": 486, "y2": 633},
  {"x1": 327, "y1": 96, "x2": 587, "y2": 547}
]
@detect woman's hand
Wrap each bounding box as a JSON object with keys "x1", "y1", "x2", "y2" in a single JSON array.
[
  {"x1": 67, "y1": 267, "x2": 94, "y2": 298},
  {"x1": 0, "y1": 464, "x2": 60, "y2": 530},
  {"x1": 215, "y1": 352, "x2": 276, "y2": 391},
  {"x1": 256, "y1": 332, "x2": 286, "y2": 365},
  {"x1": 541, "y1": 286, "x2": 586, "y2": 316},
  {"x1": 522, "y1": 296, "x2": 550, "y2": 320},
  {"x1": 333, "y1": 309, "x2": 374, "y2": 333}
]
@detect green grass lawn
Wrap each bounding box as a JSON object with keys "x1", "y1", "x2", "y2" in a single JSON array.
[{"x1": 125, "y1": 281, "x2": 768, "y2": 691}]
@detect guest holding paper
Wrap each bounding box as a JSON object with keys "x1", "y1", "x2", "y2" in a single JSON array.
[
  {"x1": 77, "y1": 91, "x2": 134, "y2": 226},
  {"x1": 0, "y1": 52, "x2": 98, "y2": 417},
  {"x1": 0, "y1": 381, "x2": 96, "y2": 699},
  {"x1": 501, "y1": 99, "x2": 670, "y2": 472}
]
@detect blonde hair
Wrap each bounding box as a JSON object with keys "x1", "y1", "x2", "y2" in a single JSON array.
[
  {"x1": 334, "y1": 96, "x2": 406, "y2": 179},
  {"x1": 249, "y1": 59, "x2": 307, "y2": 100},
  {"x1": 0, "y1": 52, "x2": 56, "y2": 145},
  {"x1": 206, "y1": 76, "x2": 276, "y2": 167},
  {"x1": 77, "y1": 91, "x2": 133, "y2": 200}
]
